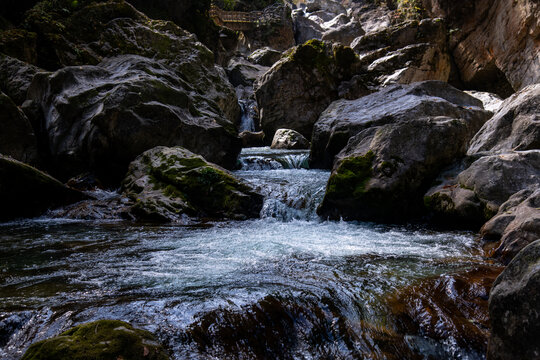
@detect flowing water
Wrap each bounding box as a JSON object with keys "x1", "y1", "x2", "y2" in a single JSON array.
[{"x1": 0, "y1": 148, "x2": 490, "y2": 359}]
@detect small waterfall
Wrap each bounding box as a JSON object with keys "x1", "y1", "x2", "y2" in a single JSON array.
[
  {"x1": 238, "y1": 100, "x2": 256, "y2": 132},
  {"x1": 235, "y1": 147, "x2": 329, "y2": 221}
]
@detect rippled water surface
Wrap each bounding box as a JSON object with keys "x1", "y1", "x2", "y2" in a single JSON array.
[{"x1": 0, "y1": 149, "x2": 488, "y2": 359}]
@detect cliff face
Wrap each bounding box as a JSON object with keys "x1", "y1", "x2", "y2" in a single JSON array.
[{"x1": 423, "y1": 0, "x2": 540, "y2": 96}]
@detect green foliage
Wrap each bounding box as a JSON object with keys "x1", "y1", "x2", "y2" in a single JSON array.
[{"x1": 394, "y1": 0, "x2": 424, "y2": 21}]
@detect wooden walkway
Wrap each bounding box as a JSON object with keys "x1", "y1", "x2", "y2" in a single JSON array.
[{"x1": 209, "y1": 5, "x2": 267, "y2": 31}]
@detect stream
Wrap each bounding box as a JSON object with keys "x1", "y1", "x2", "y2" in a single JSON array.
[{"x1": 0, "y1": 148, "x2": 490, "y2": 359}]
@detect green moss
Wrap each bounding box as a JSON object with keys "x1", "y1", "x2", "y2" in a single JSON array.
[
  {"x1": 21, "y1": 320, "x2": 169, "y2": 360},
  {"x1": 326, "y1": 151, "x2": 375, "y2": 200},
  {"x1": 333, "y1": 45, "x2": 358, "y2": 70}
]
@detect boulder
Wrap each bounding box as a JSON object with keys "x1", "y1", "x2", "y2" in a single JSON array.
[
  {"x1": 468, "y1": 84, "x2": 540, "y2": 155},
  {"x1": 292, "y1": 9, "x2": 324, "y2": 45},
  {"x1": 21, "y1": 320, "x2": 169, "y2": 360},
  {"x1": 0, "y1": 54, "x2": 41, "y2": 105},
  {"x1": 311, "y1": 81, "x2": 490, "y2": 169},
  {"x1": 305, "y1": 0, "x2": 346, "y2": 15},
  {"x1": 239, "y1": 131, "x2": 265, "y2": 148},
  {"x1": 424, "y1": 0, "x2": 540, "y2": 94},
  {"x1": 122, "y1": 146, "x2": 263, "y2": 222},
  {"x1": 488, "y1": 240, "x2": 540, "y2": 360},
  {"x1": 271, "y1": 129, "x2": 310, "y2": 150},
  {"x1": 248, "y1": 47, "x2": 283, "y2": 67},
  {"x1": 0, "y1": 155, "x2": 86, "y2": 221},
  {"x1": 226, "y1": 57, "x2": 269, "y2": 87},
  {"x1": 0, "y1": 92, "x2": 37, "y2": 164},
  {"x1": 464, "y1": 91, "x2": 503, "y2": 113},
  {"x1": 317, "y1": 115, "x2": 487, "y2": 222},
  {"x1": 255, "y1": 40, "x2": 359, "y2": 141},
  {"x1": 28, "y1": 54, "x2": 241, "y2": 185},
  {"x1": 481, "y1": 189, "x2": 540, "y2": 264},
  {"x1": 321, "y1": 21, "x2": 364, "y2": 46},
  {"x1": 424, "y1": 151, "x2": 540, "y2": 228}
]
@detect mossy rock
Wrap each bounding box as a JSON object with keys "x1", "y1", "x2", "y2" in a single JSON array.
[
  {"x1": 122, "y1": 146, "x2": 264, "y2": 222},
  {"x1": 21, "y1": 320, "x2": 169, "y2": 360},
  {"x1": 325, "y1": 151, "x2": 375, "y2": 200}
]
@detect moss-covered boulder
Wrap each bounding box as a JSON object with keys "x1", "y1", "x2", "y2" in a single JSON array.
[
  {"x1": 122, "y1": 146, "x2": 264, "y2": 222},
  {"x1": 0, "y1": 154, "x2": 86, "y2": 221},
  {"x1": 316, "y1": 81, "x2": 491, "y2": 222},
  {"x1": 255, "y1": 39, "x2": 359, "y2": 140},
  {"x1": 21, "y1": 320, "x2": 169, "y2": 360}
]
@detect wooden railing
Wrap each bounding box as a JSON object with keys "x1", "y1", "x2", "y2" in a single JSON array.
[{"x1": 210, "y1": 5, "x2": 267, "y2": 31}]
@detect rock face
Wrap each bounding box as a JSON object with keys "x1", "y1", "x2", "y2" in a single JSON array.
[
  {"x1": 464, "y1": 91, "x2": 503, "y2": 113},
  {"x1": 226, "y1": 57, "x2": 269, "y2": 87},
  {"x1": 423, "y1": 0, "x2": 540, "y2": 94},
  {"x1": 255, "y1": 40, "x2": 359, "y2": 141},
  {"x1": 21, "y1": 320, "x2": 169, "y2": 360},
  {"x1": 248, "y1": 47, "x2": 283, "y2": 67},
  {"x1": 0, "y1": 155, "x2": 85, "y2": 221},
  {"x1": 122, "y1": 146, "x2": 264, "y2": 222},
  {"x1": 311, "y1": 81, "x2": 489, "y2": 169},
  {"x1": 321, "y1": 20, "x2": 364, "y2": 46},
  {"x1": 0, "y1": 54, "x2": 41, "y2": 105},
  {"x1": 0, "y1": 92, "x2": 37, "y2": 164},
  {"x1": 271, "y1": 129, "x2": 310, "y2": 150},
  {"x1": 28, "y1": 54, "x2": 240, "y2": 184},
  {"x1": 488, "y1": 240, "x2": 540, "y2": 360},
  {"x1": 481, "y1": 189, "x2": 540, "y2": 264},
  {"x1": 352, "y1": 18, "x2": 451, "y2": 87},
  {"x1": 468, "y1": 84, "x2": 540, "y2": 155}
]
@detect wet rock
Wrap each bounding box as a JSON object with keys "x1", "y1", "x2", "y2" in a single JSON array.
[
  {"x1": 305, "y1": 0, "x2": 346, "y2": 15},
  {"x1": 0, "y1": 54, "x2": 42, "y2": 105},
  {"x1": 239, "y1": 130, "x2": 265, "y2": 148},
  {"x1": 0, "y1": 155, "x2": 86, "y2": 221},
  {"x1": 388, "y1": 266, "x2": 504, "y2": 358},
  {"x1": 424, "y1": 0, "x2": 539, "y2": 94},
  {"x1": 488, "y1": 240, "x2": 540, "y2": 360},
  {"x1": 122, "y1": 146, "x2": 263, "y2": 223},
  {"x1": 255, "y1": 39, "x2": 359, "y2": 140},
  {"x1": 481, "y1": 189, "x2": 540, "y2": 264},
  {"x1": 226, "y1": 57, "x2": 269, "y2": 87},
  {"x1": 468, "y1": 84, "x2": 540, "y2": 155},
  {"x1": 50, "y1": 191, "x2": 133, "y2": 221},
  {"x1": 28, "y1": 55, "x2": 241, "y2": 185},
  {"x1": 21, "y1": 319, "x2": 169, "y2": 360},
  {"x1": 311, "y1": 81, "x2": 489, "y2": 169},
  {"x1": 0, "y1": 92, "x2": 37, "y2": 164},
  {"x1": 464, "y1": 91, "x2": 503, "y2": 113},
  {"x1": 271, "y1": 129, "x2": 310, "y2": 150},
  {"x1": 248, "y1": 47, "x2": 283, "y2": 67}
]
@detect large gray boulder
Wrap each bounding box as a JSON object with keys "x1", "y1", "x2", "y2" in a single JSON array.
[
  {"x1": 488, "y1": 240, "x2": 540, "y2": 360},
  {"x1": 317, "y1": 114, "x2": 488, "y2": 222},
  {"x1": 226, "y1": 57, "x2": 269, "y2": 87},
  {"x1": 0, "y1": 155, "x2": 86, "y2": 221},
  {"x1": 310, "y1": 81, "x2": 490, "y2": 169},
  {"x1": 481, "y1": 189, "x2": 540, "y2": 264},
  {"x1": 424, "y1": 151, "x2": 540, "y2": 227},
  {"x1": 122, "y1": 146, "x2": 263, "y2": 223},
  {"x1": 255, "y1": 40, "x2": 359, "y2": 141},
  {"x1": 321, "y1": 20, "x2": 364, "y2": 46},
  {"x1": 248, "y1": 47, "x2": 283, "y2": 67},
  {"x1": 468, "y1": 84, "x2": 540, "y2": 155},
  {"x1": 271, "y1": 129, "x2": 310, "y2": 150},
  {"x1": 28, "y1": 55, "x2": 241, "y2": 185},
  {"x1": 0, "y1": 91, "x2": 37, "y2": 164},
  {"x1": 292, "y1": 9, "x2": 324, "y2": 45}
]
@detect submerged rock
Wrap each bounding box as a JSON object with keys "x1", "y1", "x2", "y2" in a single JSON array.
[
  {"x1": 481, "y1": 189, "x2": 540, "y2": 264},
  {"x1": 488, "y1": 240, "x2": 540, "y2": 360},
  {"x1": 255, "y1": 39, "x2": 359, "y2": 140},
  {"x1": 0, "y1": 92, "x2": 37, "y2": 164},
  {"x1": 28, "y1": 55, "x2": 241, "y2": 185},
  {"x1": 271, "y1": 129, "x2": 310, "y2": 150},
  {"x1": 0, "y1": 155, "x2": 85, "y2": 221},
  {"x1": 21, "y1": 320, "x2": 169, "y2": 360},
  {"x1": 468, "y1": 84, "x2": 540, "y2": 155},
  {"x1": 122, "y1": 146, "x2": 263, "y2": 222}
]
